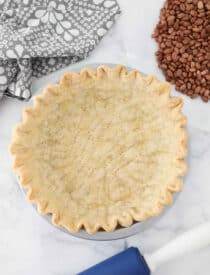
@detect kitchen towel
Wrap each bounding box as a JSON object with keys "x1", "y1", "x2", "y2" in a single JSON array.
[{"x1": 0, "y1": 0, "x2": 120, "y2": 100}]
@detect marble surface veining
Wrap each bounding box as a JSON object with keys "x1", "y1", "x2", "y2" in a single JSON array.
[{"x1": 0, "y1": 0, "x2": 210, "y2": 274}]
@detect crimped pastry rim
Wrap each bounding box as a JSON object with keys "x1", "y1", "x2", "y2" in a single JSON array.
[{"x1": 10, "y1": 65, "x2": 188, "y2": 234}]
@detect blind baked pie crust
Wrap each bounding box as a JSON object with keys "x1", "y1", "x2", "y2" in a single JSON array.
[{"x1": 10, "y1": 65, "x2": 187, "y2": 234}]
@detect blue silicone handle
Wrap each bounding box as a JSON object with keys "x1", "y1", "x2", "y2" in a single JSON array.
[{"x1": 78, "y1": 247, "x2": 150, "y2": 275}]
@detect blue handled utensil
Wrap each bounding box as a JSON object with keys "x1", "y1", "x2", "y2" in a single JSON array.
[{"x1": 79, "y1": 222, "x2": 210, "y2": 275}]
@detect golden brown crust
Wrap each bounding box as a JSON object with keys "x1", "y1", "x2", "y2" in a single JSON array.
[{"x1": 10, "y1": 65, "x2": 187, "y2": 234}]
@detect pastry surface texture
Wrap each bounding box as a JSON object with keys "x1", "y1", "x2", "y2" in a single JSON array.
[{"x1": 10, "y1": 65, "x2": 187, "y2": 234}]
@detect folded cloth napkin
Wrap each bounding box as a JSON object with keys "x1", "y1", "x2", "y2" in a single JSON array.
[{"x1": 0, "y1": 0, "x2": 120, "y2": 100}]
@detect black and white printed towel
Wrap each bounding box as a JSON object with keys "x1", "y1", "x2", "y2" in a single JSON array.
[{"x1": 0, "y1": 0, "x2": 120, "y2": 100}]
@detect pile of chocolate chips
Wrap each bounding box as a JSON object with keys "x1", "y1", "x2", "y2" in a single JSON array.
[{"x1": 153, "y1": 0, "x2": 210, "y2": 102}]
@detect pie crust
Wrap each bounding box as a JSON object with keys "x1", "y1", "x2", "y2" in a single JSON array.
[{"x1": 10, "y1": 65, "x2": 187, "y2": 234}]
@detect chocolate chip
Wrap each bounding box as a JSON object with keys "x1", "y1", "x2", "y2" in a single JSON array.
[
  {"x1": 198, "y1": 1, "x2": 204, "y2": 9},
  {"x1": 153, "y1": 0, "x2": 209, "y2": 101},
  {"x1": 167, "y1": 15, "x2": 175, "y2": 26}
]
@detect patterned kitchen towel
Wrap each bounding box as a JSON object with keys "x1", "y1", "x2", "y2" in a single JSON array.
[{"x1": 0, "y1": 0, "x2": 120, "y2": 100}]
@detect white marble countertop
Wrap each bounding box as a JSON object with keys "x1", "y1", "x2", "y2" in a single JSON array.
[{"x1": 0, "y1": 0, "x2": 210, "y2": 274}]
